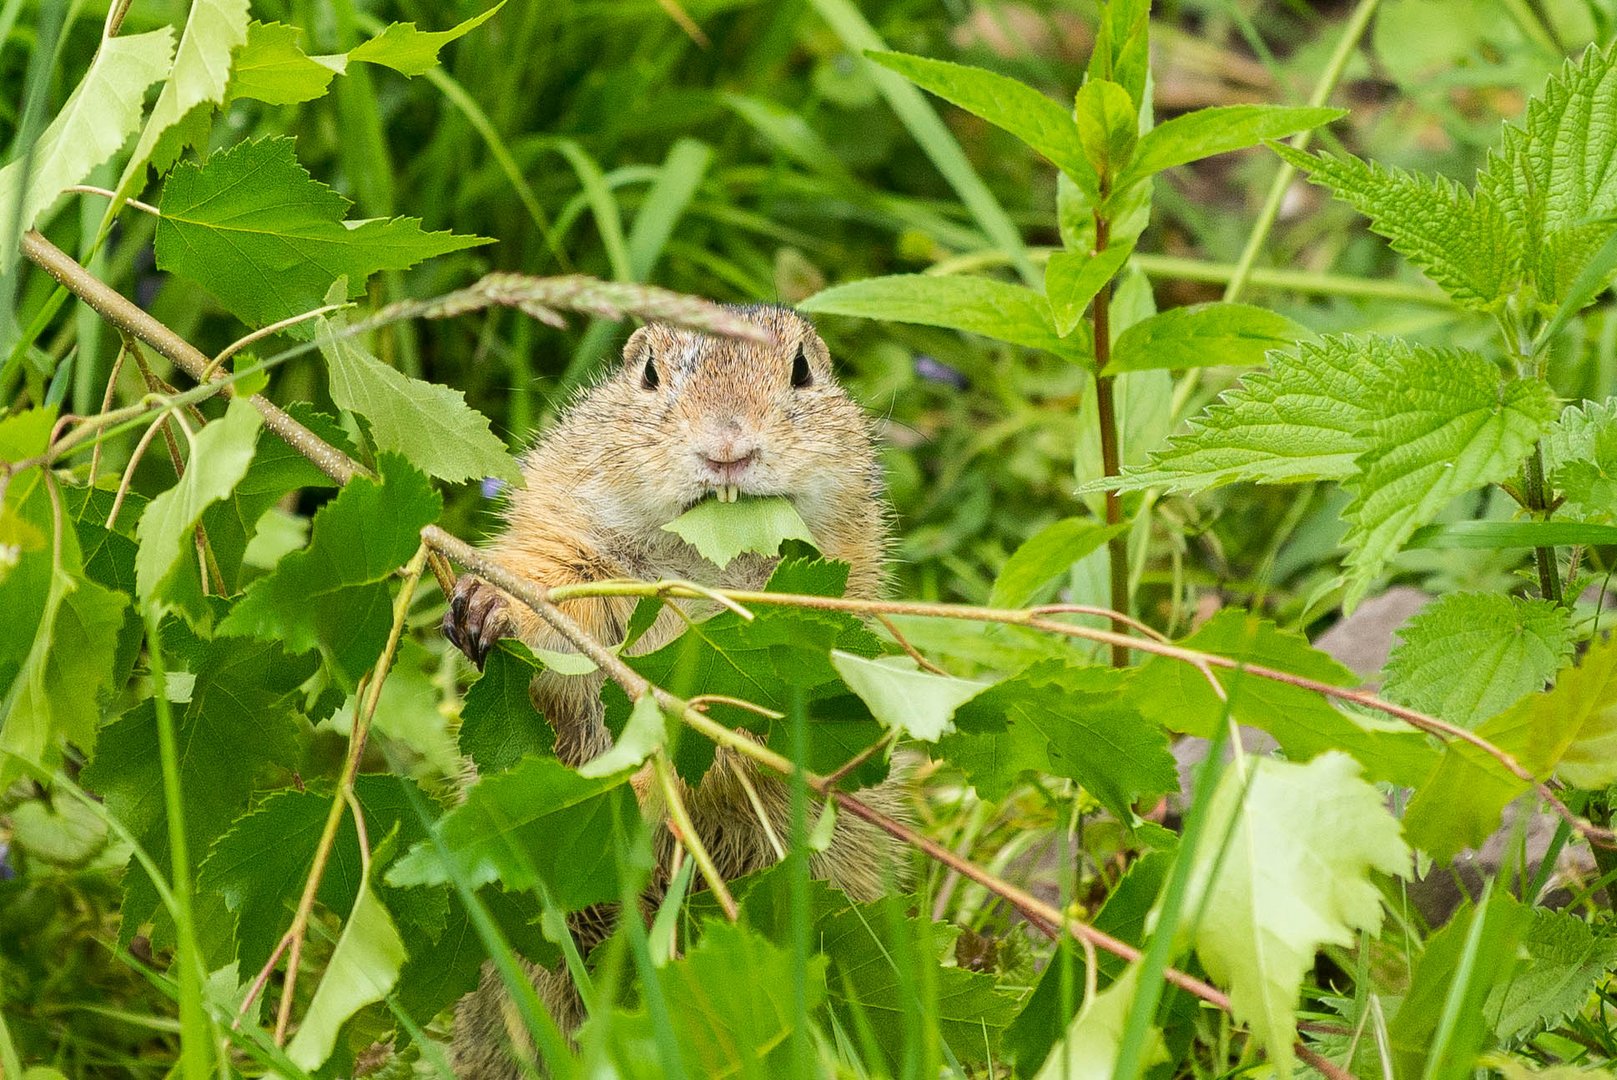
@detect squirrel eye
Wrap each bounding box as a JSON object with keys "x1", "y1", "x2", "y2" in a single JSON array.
[
  {"x1": 641, "y1": 356, "x2": 659, "y2": 390},
  {"x1": 791, "y1": 345, "x2": 813, "y2": 388}
]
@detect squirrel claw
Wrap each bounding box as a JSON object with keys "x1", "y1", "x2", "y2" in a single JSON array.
[{"x1": 444, "y1": 575, "x2": 511, "y2": 670}]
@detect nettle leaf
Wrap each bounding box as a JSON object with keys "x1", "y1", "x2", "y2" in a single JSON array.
[
  {"x1": 387, "y1": 756, "x2": 637, "y2": 912},
  {"x1": 660, "y1": 495, "x2": 816, "y2": 569},
  {"x1": 226, "y1": 21, "x2": 334, "y2": 104},
  {"x1": 121, "y1": 0, "x2": 249, "y2": 180},
  {"x1": 940, "y1": 660, "x2": 1176, "y2": 819},
  {"x1": 1405, "y1": 634, "x2": 1617, "y2": 861},
  {"x1": 134, "y1": 398, "x2": 261, "y2": 607},
  {"x1": 1382, "y1": 593, "x2": 1573, "y2": 727},
  {"x1": 1046, "y1": 242, "x2": 1134, "y2": 336},
  {"x1": 1181, "y1": 752, "x2": 1410, "y2": 1076},
  {"x1": 829, "y1": 651, "x2": 989, "y2": 741},
  {"x1": 83, "y1": 633, "x2": 315, "y2": 939},
  {"x1": 1073, "y1": 79, "x2": 1137, "y2": 180},
  {"x1": 155, "y1": 136, "x2": 492, "y2": 330},
  {"x1": 335, "y1": 4, "x2": 504, "y2": 77},
  {"x1": 589, "y1": 920, "x2": 826, "y2": 1078},
  {"x1": 458, "y1": 643, "x2": 554, "y2": 773},
  {"x1": 1122, "y1": 104, "x2": 1343, "y2": 184},
  {"x1": 1107, "y1": 302, "x2": 1307, "y2": 374},
  {"x1": 0, "y1": 28, "x2": 174, "y2": 270},
  {"x1": 865, "y1": 51, "x2": 1095, "y2": 190},
  {"x1": 1481, "y1": 44, "x2": 1617, "y2": 306},
  {"x1": 1130, "y1": 610, "x2": 1438, "y2": 787},
  {"x1": 801, "y1": 274, "x2": 1092, "y2": 367},
  {"x1": 1273, "y1": 145, "x2": 1519, "y2": 310},
  {"x1": 218, "y1": 454, "x2": 441, "y2": 688},
  {"x1": 1544, "y1": 398, "x2": 1617, "y2": 524},
  {"x1": 1034, "y1": 965, "x2": 1166, "y2": 1080},
  {"x1": 989, "y1": 517, "x2": 1125, "y2": 609},
  {"x1": 1487, "y1": 907, "x2": 1617, "y2": 1041},
  {"x1": 318, "y1": 313, "x2": 520, "y2": 485}
]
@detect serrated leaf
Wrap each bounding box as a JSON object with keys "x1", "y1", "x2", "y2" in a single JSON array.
[
  {"x1": 1181, "y1": 752, "x2": 1410, "y2": 1075},
  {"x1": 121, "y1": 0, "x2": 248, "y2": 180},
  {"x1": 1383, "y1": 592, "x2": 1573, "y2": 726},
  {"x1": 134, "y1": 399, "x2": 261, "y2": 605},
  {"x1": 1406, "y1": 634, "x2": 1617, "y2": 860},
  {"x1": 801, "y1": 274, "x2": 1092, "y2": 366},
  {"x1": 659, "y1": 495, "x2": 816, "y2": 569},
  {"x1": 577, "y1": 693, "x2": 667, "y2": 777},
  {"x1": 1408, "y1": 520, "x2": 1617, "y2": 548},
  {"x1": 155, "y1": 137, "x2": 492, "y2": 330},
  {"x1": 338, "y1": 4, "x2": 504, "y2": 77},
  {"x1": 226, "y1": 21, "x2": 334, "y2": 104},
  {"x1": 865, "y1": 51, "x2": 1096, "y2": 191},
  {"x1": 388, "y1": 756, "x2": 636, "y2": 911},
  {"x1": 458, "y1": 643, "x2": 554, "y2": 773},
  {"x1": 284, "y1": 872, "x2": 405, "y2": 1070},
  {"x1": 1131, "y1": 610, "x2": 1438, "y2": 787},
  {"x1": 318, "y1": 313, "x2": 520, "y2": 485},
  {"x1": 1034, "y1": 964, "x2": 1165, "y2": 1080},
  {"x1": 1121, "y1": 104, "x2": 1344, "y2": 185},
  {"x1": 1481, "y1": 44, "x2": 1617, "y2": 305},
  {"x1": 1545, "y1": 398, "x2": 1617, "y2": 524},
  {"x1": 989, "y1": 517, "x2": 1125, "y2": 609},
  {"x1": 1045, "y1": 242, "x2": 1134, "y2": 336},
  {"x1": 829, "y1": 651, "x2": 989, "y2": 741},
  {"x1": 940, "y1": 660, "x2": 1176, "y2": 819},
  {"x1": 1486, "y1": 907, "x2": 1617, "y2": 1040},
  {"x1": 1273, "y1": 144, "x2": 1518, "y2": 310},
  {"x1": 1073, "y1": 79, "x2": 1136, "y2": 180},
  {"x1": 0, "y1": 29, "x2": 174, "y2": 270},
  {"x1": 1107, "y1": 302, "x2": 1306, "y2": 373},
  {"x1": 218, "y1": 455, "x2": 441, "y2": 687}
]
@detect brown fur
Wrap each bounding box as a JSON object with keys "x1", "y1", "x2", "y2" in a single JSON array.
[{"x1": 447, "y1": 307, "x2": 906, "y2": 1078}]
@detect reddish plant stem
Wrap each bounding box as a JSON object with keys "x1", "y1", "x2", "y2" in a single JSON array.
[{"x1": 1090, "y1": 210, "x2": 1131, "y2": 669}]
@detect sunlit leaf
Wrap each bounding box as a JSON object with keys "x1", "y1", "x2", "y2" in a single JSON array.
[{"x1": 660, "y1": 495, "x2": 817, "y2": 570}]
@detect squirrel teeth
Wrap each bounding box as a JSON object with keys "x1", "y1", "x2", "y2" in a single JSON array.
[{"x1": 717, "y1": 484, "x2": 739, "y2": 503}]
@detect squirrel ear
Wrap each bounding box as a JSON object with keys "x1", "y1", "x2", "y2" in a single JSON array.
[{"x1": 622, "y1": 326, "x2": 653, "y2": 368}]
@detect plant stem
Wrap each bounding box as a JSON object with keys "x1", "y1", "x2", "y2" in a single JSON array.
[
  {"x1": 1523, "y1": 443, "x2": 1565, "y2": 604},
  {"x1": 1091, "y1": 207, "x2": 1131, "y2": 667}
]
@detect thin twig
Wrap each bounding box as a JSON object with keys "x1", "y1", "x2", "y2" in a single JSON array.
[
  {"x1": 87, "y1": 340, "x2": 131, "y2": 484},
  {"x1": 67, "y1": 184, "x2": 158, "y2": 216},
  {"x1": 201, "y1": 304, "x2": 346, "y2": 381},
  {"x1": 687, "y1": 694, "x2": 784, "y2": 720},
  {"x1": 876, "y1": 613, "x2": 949, "y2": 674},
  {"x1": 1030, "y1": 603, "x2": 1171, "y2": 643},
  {"x1": 654, "y1": 752, "x2": 738, "y2": 920}
]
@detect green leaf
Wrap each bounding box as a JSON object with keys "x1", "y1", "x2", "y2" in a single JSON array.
[
  {"x1": 1107, "y1": 302, "x2": 1307, "y2": 374},
  {"x1": 458, "y1": 643, "x2": 554, "y2": 773},
  {"x1": 1073, "y1": 79, "x2": 1137, "y2": 180},
  {"x1": 1480, "y1": 45, "x2": 1617, "y2": 305},
  {"x1": 829, "y1": 651, "x2": 989, "y2": 741},
  {"x1": 1181, "y1": 752, "x2": 1410, "y2": 1075},
  {"x1": 577, "y1": 693, "x2": 668, "y2": 778},
  {"x1": 0, "y1": 29, "x2": 174, "y2": 270},
  {"x1": 1406, "y1": 634, "x2": 1617, "y2": 860},
  {"x1": 940, "y1": 660, "x2": 1177, "y2": 819},
  {"x1": 1045, "y1": 242, "x2": 1134, "y2": 336},
  {"x1": 318, "y1": 312, "x2": 520, "y2": 485},
  {"x1": 154, "y1": 136, "x2": 492, "y2": 330},
  {"x1": 1034, "y1": 964, "x2": 1165, "y2": 1080},
  {"x1": 121, "y1": 0, "x2": 249, "y2": 179},
  {"x1": 1407, "y1": 520, "x2": 1617, "y2": 548},
  {"x1": 225, "y1": 21, "x2": 334, "y2": 105},
  {"x1": 1130, "y1": 610, "x2": 1438, "y2": 787},
  {"x1": 1085, "y1": 0, "x2": 1149, "y2": 123},
  {"x1": 285, "y1": 873, "x2": 406, "y2": 1070},
  {"x1": 387, "y1": 756, "x2": 637, "y2": 911},
  {"x1": 989, "y1": 517, "x2": 1126, "y2": 609},
  {"x1": 1545, "y1": 398, "x2": 1617, "y2": 524},
  {"x1": 134, "y1": 399, "x2": 261, "y2": 606},
  {"x1": 1383, "y1": 593, "x2": 1573, "y2": 727},
  {"x1": 218, "y1": 455, "x2": 442, "y2": 688},
  {"x1": 339, "y1": 3, "x2": 504, "y2": 77},
  {"x1": 659, "y1": 495, "x2": 817, "y2": 570},
  {"x1": 1487, "y1": 907, "x2": 1617, "y2": 1041},
  {"x1": 801, "y1": 274, "x2": 1090, "y2": 365},
  {"x1": 589, "y1": 920, "x2": 827, "y2": 1078},
  {"x1": 1122, "y1": 104, "x2": 1343, "y2": 185},
  {"x1": 1273, "y1": 144, "x2": 1519, "y2": 311},
  {"x1": 865, "y1": 51, "x2": 1096, "y2": 190}
]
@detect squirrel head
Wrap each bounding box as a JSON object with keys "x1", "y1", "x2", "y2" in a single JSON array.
[{"x1": 589, "y1": 304, "x2": 878, "y2": 537}]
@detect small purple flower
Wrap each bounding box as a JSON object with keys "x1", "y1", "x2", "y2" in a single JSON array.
[
  {"x1": 481, "y1": 476, "x2": 508, "y2": 500},
  {"x1": 914, "y1": 354, "x2": 969, "y2": 390},
  {"x1": 0, "y1": 841, "x2": 12, "y2": 881}
]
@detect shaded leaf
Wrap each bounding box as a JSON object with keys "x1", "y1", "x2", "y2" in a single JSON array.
[
  {"x1": 1045, "y1": 242, "x2": 1133, "y2": 336},
  {"x1": 989, "y1": 517, "x2": 1126, "y2": 609},
  {"x1": 458, "y1": 643, "x2": 554, "y2": 774}
]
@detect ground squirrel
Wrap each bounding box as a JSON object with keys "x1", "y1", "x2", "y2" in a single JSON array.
[{"x1": 443, "y1": 305, "x2": 908, "y2": 1076}]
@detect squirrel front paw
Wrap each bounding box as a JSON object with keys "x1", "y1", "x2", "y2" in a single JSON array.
[{"x1": 443, "y1": 575, "x2": 512, "y2": 669}]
